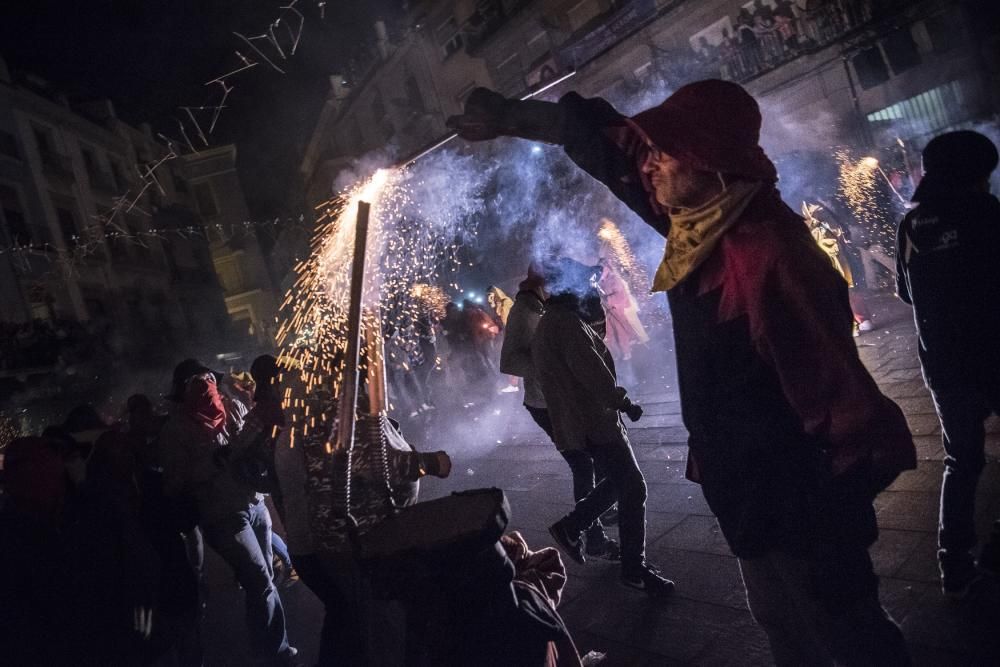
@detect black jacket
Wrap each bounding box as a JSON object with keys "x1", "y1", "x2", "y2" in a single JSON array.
[
  {"x1": 896, "y1": 191, "x2": 1000, "y2": 386},
  {"x1": 550, "y1": 92, "x2": 913, "y2": 557}
]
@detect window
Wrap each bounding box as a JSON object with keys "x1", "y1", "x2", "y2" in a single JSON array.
[
  {"x1": 33, "y1": 127, "x2": 54, "y2": 155},
  {"x1": 852, "y1": 47, "x2": 890, "y2": 89},
  {"x1": 405, "y1": 73, "x2": 424, "y2": 113},
  {"x1": 567, "y1": 0, "x2": 599, "y2": 32},
  {"x1": 866, "y1": 81, "x2": 968, "y2": 139},
  {"x1": 436, "y1": 17, "x2": 464, "y2": 58},
  {"x1": 0, "y1": 130, "x2": 19, "y2": 160},
  {"x1": 0, "y1": 184, "x2": 30, "y2": 245},
  {"x1": 110, "y1": 160, "x2": 126, "y2": 190},
  {"x1": 81, "y1": 147, "x2": 98, "y2": 176},
  {"x1": 55, "y1": 205, "x2": 79, "y2": 247},
  {"x1": 192, "y1": 181, "x2": 219, "y2": 218},
  {"x1": 883, "y1": 29, "x2": 921, "y2": 75},
  {"x1": 523, "y1": 32, "x2": 549, "y2": 66}
]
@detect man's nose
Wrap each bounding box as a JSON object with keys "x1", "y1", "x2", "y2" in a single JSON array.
[{"x1": 641, "y1": 152, "x2": 657, "y2": 175}]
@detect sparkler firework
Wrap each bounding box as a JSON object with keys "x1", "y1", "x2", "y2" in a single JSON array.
[
  {"x1": 598, "y1": 218, "x2": 650, "y2": 303},
  {"x1": 273, "y1": 156, "x2": 486, "y2": 441}
]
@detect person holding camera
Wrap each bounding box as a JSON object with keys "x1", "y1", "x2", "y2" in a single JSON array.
[{"x1": 532, "y1": 258, "x2": 674, "y2": 598}]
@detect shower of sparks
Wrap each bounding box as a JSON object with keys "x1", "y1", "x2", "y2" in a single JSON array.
[
  {"x1": 410, "y1": 283, "x2": 449, "y2": 321},
  {"x1": 835, "y1": 149, "x2": 901, "y2": 252},
  {"x1": 598, "y1": 218, "x2": 650, "y2": 301},
  {"x1": 274, "y1": 166, "x2": 474, "y2": 436},
  {"x1": 837, "y1": 149, "x2": 880, "y2": 225}
]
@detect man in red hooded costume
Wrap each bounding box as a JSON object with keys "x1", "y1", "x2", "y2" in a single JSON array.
[{"x1": 448, "y1": 80, "x2": 915, "y2": 665}]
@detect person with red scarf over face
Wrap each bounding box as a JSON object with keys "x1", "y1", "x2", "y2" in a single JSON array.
[
  {"x1": 159, "y1": 359, "x2": 296, "y2": 665},
  {"x1": 448, "y1": 80, "x2": 915, "y2": 665}
]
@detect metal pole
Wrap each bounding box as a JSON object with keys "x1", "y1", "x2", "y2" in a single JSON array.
[{"x1": 336, "y1": 200, "x2": 370, "y2": 455}]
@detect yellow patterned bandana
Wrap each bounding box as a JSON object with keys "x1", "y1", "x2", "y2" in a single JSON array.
[{"x1": 652, "y1": 180, "x2": 762, "y2": 292}]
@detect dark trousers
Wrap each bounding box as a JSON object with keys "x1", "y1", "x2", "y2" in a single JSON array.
[
  {"x1": 740, "y1": 548, "x2": 908, "y2": 666},
  {"x1": 562, "y1": 440, "x2": 647, "y2": 570},
  {"x1": 201, "y1": 501, "x2": 290, "y2": 659},
  {"x1": 929, "y1": 379, "x2": 1000, "y2": 557},
  {"x1": 293, "y1": 552, "x2": 364, "y2": 666},
  {"x1": 525, "y1": 405, "x2": 609, "y2": 542}
]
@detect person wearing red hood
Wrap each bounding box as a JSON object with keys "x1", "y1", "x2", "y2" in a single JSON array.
[
  {"x1": 159, "y1": 358, "x2": 296, "y2": 664},
  {"x1": 448, "y1": 80, "x2": 915, "y2": 664}
]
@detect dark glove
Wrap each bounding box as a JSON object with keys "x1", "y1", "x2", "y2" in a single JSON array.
[
  {"x1": 445, "y1": 88, "x2": 509, "y2": 141},
  {"x1": 446, "y1": 87, "x2": 565, "y2": 144},
  {"x1": 622, "y1": 399, "x2": 643, "y2": 423}
]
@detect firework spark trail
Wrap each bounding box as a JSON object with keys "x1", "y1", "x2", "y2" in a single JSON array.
[
  {"x1": 598, "y1": 218, "x2": 650, "y2": 302},
  {"x1": 835, "y1": 149, "x2": 898, "y2": 251},
  {"x1": 275, "y1": 159, "x2": 485, "y2": 436}
]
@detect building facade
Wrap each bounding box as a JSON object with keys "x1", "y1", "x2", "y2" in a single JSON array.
[
  {"x1": 180, "y1": 146, "x2": 278, "y2": 344},
  {"x1": 301, "y1": 0, "x2": 999, "y2": 202},
  {"x1": 0, "y1": 56, "x2": 262, "y2": 362}
]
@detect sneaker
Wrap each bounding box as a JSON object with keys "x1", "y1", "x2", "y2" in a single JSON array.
[
  {"x1": 621, "y1": 562, "x2": 675, "y2": 598},
  {"x1": 499, "y1": 385, "x2": 520, "y2": 393},
  {"x1": 586, "y1": 536, "x2": 621, "y2": 561},
  {"x1": 858, "y1": 319, "x2": 875, "y2": 332},
  {"x1": 940, "y1": 551, "x2": 979, "y2": 600},
  {"x1": 275, "y1": 646, "x2": 299, "y2": 666},
  {"x1": 549, "y1": 518, "x2": 586, "y2": 564}
]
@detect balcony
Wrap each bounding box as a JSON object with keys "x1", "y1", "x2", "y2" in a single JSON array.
[{"x1": 698, "y1": 0, "x2": 915, "y2": 85}]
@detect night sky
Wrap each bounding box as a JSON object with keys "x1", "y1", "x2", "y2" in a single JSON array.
[{"x1": 1, "y1": 0, "x2": 404, "y2": 217}]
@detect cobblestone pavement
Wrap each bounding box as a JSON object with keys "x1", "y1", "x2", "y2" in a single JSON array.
[{"x1": 203, "y1": 292, "x2": 1000, "y2": 665}]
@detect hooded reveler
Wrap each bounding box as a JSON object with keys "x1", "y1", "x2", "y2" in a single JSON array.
[
  {"x1": 449, "y1": 79, "x2": 915, "y2": 664},
  {"x1": 896, "y1": 130, "x2": 1000, "y2": 597},
  {"x1": 531, "y1": 257, "x2": 668, "y2": 595},
  {"x1": 159, "y1": 358, "x2": 296, "y2": 664}
]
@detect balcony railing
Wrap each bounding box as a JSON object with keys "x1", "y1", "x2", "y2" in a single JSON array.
[{"x1": 695, "y1": 0, "x2": 882, "y2": 84}]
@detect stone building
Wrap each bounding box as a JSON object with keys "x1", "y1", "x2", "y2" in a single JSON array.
[
  {"x1": 0, "y1": 55, "x2": 266, "y2": 362},
  {"x1": 301, "y1": 0, "x2": 999, "y2": 201}
]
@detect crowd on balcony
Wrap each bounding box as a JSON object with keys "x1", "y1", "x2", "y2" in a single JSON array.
[{"x1": 692, "y1": 0, "x2": 875, "y2": 82}]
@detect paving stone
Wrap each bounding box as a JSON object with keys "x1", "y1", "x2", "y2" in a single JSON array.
[
  {"x1": 875, "y1": 490, "x2": 940, "y2": 531},
  {"x1": 630, "y1": 426, "x2": 689, "y2": 446},
  {"x1": 872, "y1": 529, "x2": 930, "y2": 578},
  {"x1": 883, "y1": 379, "x2": 933, "y2": 399},
  {"x1": 643, "y1": 547, "x2": 747, "y2": 610},
  {"x1": 638, "y1": 444, "x2": 688, "y2": 462},
  {"x1": 888, "y1": 462, "x2": 942, "y2": 492},
  {"x1": 644, "y1": 482, "x2": 714, "y2": 516},
  {"x1": 644, "y1": 510, "x2": 688, "y2": 545},
  {"x1": 655, "y1": 514, "x2": 733, "y2": 556},
  {"x1": 894, "y1": 532, "x2": 941, "y2": 583},
  {"x1": 637, "y1": 462, "x2": 688, "y2": 484},
  {"x1": 638, "y1": 400, "x2": 682, "y2": 416},
  {"x1": 893, "y1": 396, "x2": 938, "y2": 415},
  {"x1": 562, "y1": 585, "x2": 756, "y2": 664},
  {"x1": 905, "y1": 413, "x2": 941, "y2": 436}
]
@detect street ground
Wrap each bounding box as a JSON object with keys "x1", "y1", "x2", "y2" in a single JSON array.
[{"x1": 203, "y1": 292, "x2": 1000, "y2": 665}]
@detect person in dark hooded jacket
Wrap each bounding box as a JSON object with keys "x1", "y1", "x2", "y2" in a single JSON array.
[
  {"x1": 448, "y1": 79, "x2": 915, "y2": 665},
  {"x1": 533, "y1": 257, "x2": 671, "y2": 597},
  {"x1": 895, "y1": 130, "x2": 1000, "y2": 597}
]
